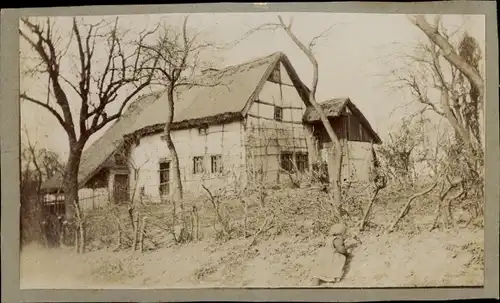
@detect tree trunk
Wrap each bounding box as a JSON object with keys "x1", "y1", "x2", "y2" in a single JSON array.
[
  {"x1": 63, "y1": 147, "x2": 83, "y2": 221},
  {"x1": 439, "y1": 89, "x2": 475, "y2": 157},
  {"x1": 277, "y1": 17, "x2": 343, "y2": 208},
  {"x1": 163, "y1": 85, "x2": 183, "y2": 202},
  {"x1": 310, "y1": 96, "x2": 343, "y2": 208},
  {"x1": 62, "y1": 145, "x2": 85, "y2": 247}
]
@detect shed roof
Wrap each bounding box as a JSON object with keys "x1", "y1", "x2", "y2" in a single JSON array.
[{"x1": 302, "y1": 98, "x2": 382, "y2": 144}]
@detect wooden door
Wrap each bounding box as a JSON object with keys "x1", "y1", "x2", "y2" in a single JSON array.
[
  {"x1": 113, "y1": 174, "x2": 130, "y2": 204},
  {"x1": 159, "y1": 161, "x2": 170, "y2": 196}
]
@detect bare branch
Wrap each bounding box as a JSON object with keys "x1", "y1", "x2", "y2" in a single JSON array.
[
  {"x1": 308, "y1": 23, "x2": 339, "y2": 50},
  {"x1": 410, "y1": 15, "x2": 484, "y2": 99},
  {"x1": 277, "y1": 15, "x2": 320, "y2": 97},
  {"x1": 20, "y1": 93, "x2": 68, "y2": 133}
]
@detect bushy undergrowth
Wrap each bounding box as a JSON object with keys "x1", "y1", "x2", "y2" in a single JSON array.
[{"x1": 82, "y1": 179, "x2": 484, "y2": 253}]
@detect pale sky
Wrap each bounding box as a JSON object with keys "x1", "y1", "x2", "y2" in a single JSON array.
[{"x1": 19, "y1": 12, "x2": 486, "y2": 160}]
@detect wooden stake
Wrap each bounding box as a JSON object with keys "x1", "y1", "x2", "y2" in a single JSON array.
[
  {"x1": 359, "y1": 187, "x2": 382, "y2": 231},
  {"x1": 139, "y1": 216, "x2": 147, "y2": 253},
  {"x1": 132, "y1": 213, "x2": 140, "y2": 252},
  {"x1": 74, "y1": 226, "x2": 79, "y2": 253}
]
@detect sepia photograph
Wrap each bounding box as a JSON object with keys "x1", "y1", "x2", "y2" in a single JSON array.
[{"x1": 17, "y1": 9, "x2": 488, "y2": 290}]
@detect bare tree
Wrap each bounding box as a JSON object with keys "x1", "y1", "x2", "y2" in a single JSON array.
[
  {"x1": 377, "y1": 115, "x2": 428, "y2": 186},
  {"x1": 34, "y1": 147, "x2": 66, "y2": 181},
  {"x1": 410, "y1": 15, "x2": 484, "y2": 103},
  {"x1": 138, "y1": 16, "x2": 227, "y2": 202},
  {"x1": 382, "y1": 15, "x2": 484, "y2": 207},
  {"x1": 379, "y1": 16, "x2": 485, "y2": 229},
  {"x1": 247, "y1": 16, "x2": 345, "y2": 213},
  {"x1": 19, "y1": 16, "x2": 158, "y2": 246},
  {"x1": 407, "y1": 15, "x2": 484, "y2": 164},
  {"x1": 20, "y1": 125, "x2": 66, "y2": 246},
  {"x1": 20, "y1": 127, "x2": 47, "y2": 246}
]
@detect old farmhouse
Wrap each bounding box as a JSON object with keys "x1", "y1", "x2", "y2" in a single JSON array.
[{"x1": 41, "y1": 52, "x2": 382, "y2": 209}]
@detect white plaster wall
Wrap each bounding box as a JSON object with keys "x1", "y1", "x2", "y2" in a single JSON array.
[
  {"x1": 319, "y1": 141, "x2": 374, "y2": 183},
  {"x1": 129, "y1": 121, "x2": 244, "y2": 200},
  {"x1": 78, "y1": 188, "x2": 109, "y2": 210},
  {"x1": 345, "y1": 141, "x2": 373, "y2": 183}
]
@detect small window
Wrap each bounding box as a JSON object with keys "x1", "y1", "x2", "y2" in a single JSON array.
[
  {"x1": 296, "y1": 152, "x2": 309, "y2": 173},
  {"x1": 193, "y1": 156, "x2": 205, "y2": 174},
  {"x1": 280, "y1": 152, "x2": 294, "y2": 172},
  {"x1": 211, "y1": 155, "x2": 223, "y2": 174},
  {"x1": 269, "y1": 64, "x2": 281, "y2": 83},
  {"x1": 114, "y1": 153, "x2": 126, "y2": 166},
  {"x1": 198, "y1": 124, "x2": 209, "y2": 136},
  {"x1": 274, "y1": 106, "x2": 283, "y2": 121},
  {"x1": 159, "y1": 161, "x2": 170, "y2": 196}
]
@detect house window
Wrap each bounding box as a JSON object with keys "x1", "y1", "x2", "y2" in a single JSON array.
[
  {"x1": 114, "y1": 153, "x2": 126, "y2": 166},
  {"x1": 193, "y1": 156, "x2": 205, "y2": 174},
  {"x1": 211, "y1": 155, "x2": 223, "y2": 173},
  {"x1": 296, "y1": 152, "x2": 309, "y2": 173},
  {"x1": 198, "y1": 124, "x2": 209, "y2": 136},
  {"x1": 348, "y1": 114, "x2": 367, "y2": 142},
  {"x1": 269, "y1": 64, "x2": 281, "y2": 83},
  {"x1": 159, "y1": 161, "x2": 170, "y2": 196},
  {"x1": 280, "y1": 152, "x2": 294, "y2": 172},
  {"x1": 274, "y1": 106, "x2": 283, "y2": 121}
]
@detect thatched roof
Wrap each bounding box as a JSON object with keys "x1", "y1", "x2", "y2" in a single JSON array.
[
  {"x1": 302, "y1": 98, "x2": 382, "y2": 144},
  {"x1": 42, "y1": 52, "x2": 310, "y2": 192},
  {"x1": 126, "y1": 52, "x2": 311, "y2": 138}
]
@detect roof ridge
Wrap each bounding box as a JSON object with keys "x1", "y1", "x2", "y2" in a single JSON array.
[
  {"x1": 214, "y1": 52, "x2": 282, "y2": 74},
  {"x1": 318, "y1": 97, "x2": 350, "y2": 103},
  {"x1": 174, "y1": 52, "x2": 282, "y2": 120}
]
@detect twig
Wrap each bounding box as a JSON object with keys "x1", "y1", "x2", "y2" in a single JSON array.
[
  {"x1": 359, "y1": 186, "x2": 382, "y2": 231},
  {"x1": 248, "y1": 214, "x2": 274, "y2": 248},
  {"x1": 113, "y1": 229, "x2": 122, "y2": 252},
  {"x1": 430, "y1": 179, "x2": 463, "y2": 231},
  {"x1": 202, "y1": 184, "x2": 231, "y2": 237},
  {"x1": 241, "y1": 199, "x2": 248, "y2": 238},
  {"x1": 388, "y1": 181, "x2": 439, "y2": 232}
]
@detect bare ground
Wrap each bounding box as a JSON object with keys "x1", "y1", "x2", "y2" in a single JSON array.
[
  {"x1": 20, "y1": 186, "x2": 485, "y2": 289},
  {"x1": 20, "y1": 228, "x2": 483, "y2": 289}
]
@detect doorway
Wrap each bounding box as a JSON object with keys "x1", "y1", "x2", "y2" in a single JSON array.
[{"x1": 113, "y1": 174, "x2": 130, "y2": 204}]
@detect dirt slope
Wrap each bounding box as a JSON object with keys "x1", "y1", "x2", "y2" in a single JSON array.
[{"x1": 20, "y1": 228, "x2": 483, "y2": 289}]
